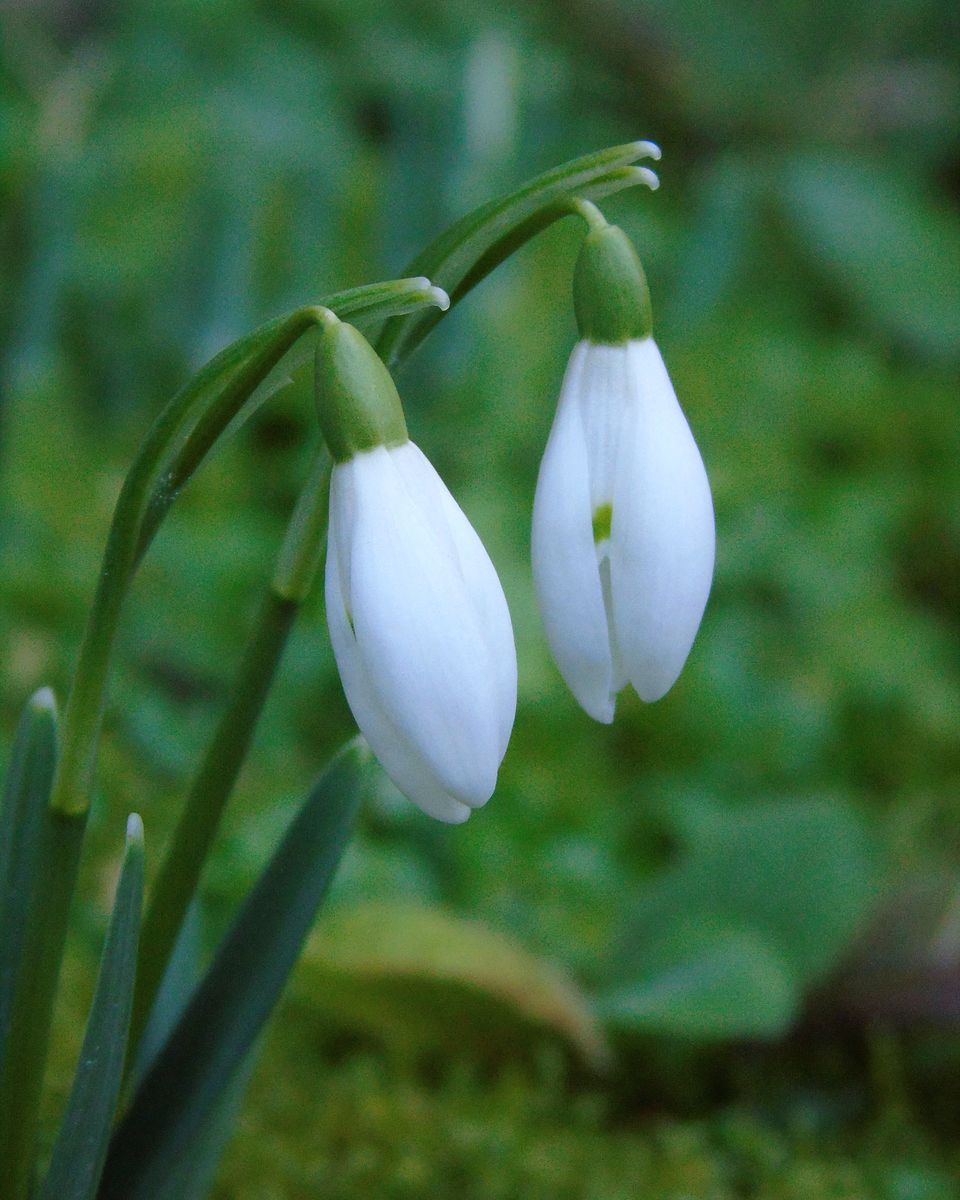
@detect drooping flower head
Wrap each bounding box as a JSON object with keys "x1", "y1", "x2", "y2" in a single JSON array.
[
  {"x1": 316, "y1": 314, "x2": 517, "y2": 822},
  {"x1": 531, "y1": 208, "x2": 715, "y2": 721}
]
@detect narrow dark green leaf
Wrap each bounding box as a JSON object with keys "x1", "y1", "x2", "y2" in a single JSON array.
[
  {"x1": 38, "y1": 816, "x2": 145, "y2": 1200},
  {"x1": 0, "y1": 805, "x2": 86, "y2": 1200},
  {"x1": 98, "y1": 741, "x2": 370, "y2": 1200},
  {"x1": 146, "y1": 1052, "x2": 258, "y2": 1200},
  {"x1": 0, "y1": 687, "x2": 58, "y2": 1061},
  {"x1": 376, "y1": 141, "x2": 661, "y2": 366},
  {"x1": 129, "y1": 898, "x2": 202, "y2": 1085}
]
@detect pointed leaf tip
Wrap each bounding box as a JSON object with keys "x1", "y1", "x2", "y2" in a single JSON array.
[
  {"x1": 28, "y1": 687, "x2": 57, "y2": 717},
  {"x1": 126, "y1": 813, "x2": 145, "y2": 845},
  {"x1": 429, "y1": 286, "x2": 451, "y2": 311},
  {"x1": 633, "y1": 140, "x2": 662, "y2": 162}
]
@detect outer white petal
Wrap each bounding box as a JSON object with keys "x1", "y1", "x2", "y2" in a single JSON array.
[
  {"x1": 326, "y1": 446, "x2": 505, "y2": 816},
  {"x1": 531, "y1": 342, "x2": 616, "y2": 723},
  {"x1": 389, "y1": 441, "x2": 517, "y2": 758},
  {"x1": 325, "y1": 531, "x2": 471, "y2": 823},
  {"x1": 610, "y1": 338, "x2": 715, "y2": 702}
]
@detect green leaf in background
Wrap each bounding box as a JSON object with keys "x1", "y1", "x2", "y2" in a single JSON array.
[
  {"x1": 0, "y1": 687, "x2": 58, "y2": 1060},
  {"x1": 605, "y1": 798, "x2": 880, "y2": 1039},
  {"x1": 291, "y1": 902, "x2": 610, "y2": 1071},
  {"x1": 782, "y1": 152, "x2": 960, "y2": 363},
  {"x1": 598, "y1": 920, "x2": 796, "y2": 1040},
  {"x1": 97, "y1": 739, "x2": 369, "y2": 1200},
  {"x1": 376, "y1": 140, "x2": 661, "y2": 366},
  {"x1": 38, "y1": 815, "x2": 144, "y2": 1200}
]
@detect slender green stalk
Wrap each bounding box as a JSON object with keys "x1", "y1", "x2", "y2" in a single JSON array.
[{"x1": 128, "y1": 454, "x2": 331, "y2": 1057}]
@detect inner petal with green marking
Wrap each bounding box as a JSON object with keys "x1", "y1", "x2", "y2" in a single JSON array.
[{"x1": 592, "y1": 502, "x2": 612, "y2": 545}]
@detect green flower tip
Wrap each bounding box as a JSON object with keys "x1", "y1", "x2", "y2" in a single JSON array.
[
  {"x1": 315, "y1": 320, "x2": 408, "y2": 462},
  {"x1": 573, "y1": 223, "x2": 653, "y2": 345}
]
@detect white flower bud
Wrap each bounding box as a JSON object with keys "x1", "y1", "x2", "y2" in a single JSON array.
[
  {"x1": 326, "y1": 442, "x2": 517, "y2": 822},
  {"x1": 532, "y1": 337, "x2": 714, "y2": 720}
]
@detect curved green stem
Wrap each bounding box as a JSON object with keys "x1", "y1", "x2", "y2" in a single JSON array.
[
  {"x1": 132, "y1": 280, "x2": 446, "y2": 569},
  {"x1": 376, "y1": 141, "x2": 660, "y2": 367},
  {"x1": 566, "y1": 197, "x2": 610, "y2": 232}
]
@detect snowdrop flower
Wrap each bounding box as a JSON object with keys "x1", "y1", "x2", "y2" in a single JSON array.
[
  {"x1": 532, "y1": 215, "x2": 714, "y2": 721},
  {"x1": 316, "y1": 314, "x2": 516, "y2": 823}
]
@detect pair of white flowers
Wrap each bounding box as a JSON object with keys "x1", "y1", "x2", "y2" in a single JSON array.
[{"x1": 320, "y1": 221, "x2": 714, "y2": 823}]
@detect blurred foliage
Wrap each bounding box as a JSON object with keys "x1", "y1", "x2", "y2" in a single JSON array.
[{"x1": 1, "y1": 0, "x2": 959, "y2": 1193}]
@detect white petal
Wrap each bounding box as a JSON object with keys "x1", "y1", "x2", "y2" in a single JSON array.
[
  {"x1": 389, "y1": 441, "x2": 517, "y2": 758},
  {"x1": 531, "y1": 342, "x2": 616, "y2": 722},
  {"x1": 332, "y1": 447, "x2": 503, "y2": 807},
  {"x1": 325, "y1": 534, "x2": 472, "y2": 823},
  {"x1": 610, "y1": 339, "x2": 715, "y2": 702}
]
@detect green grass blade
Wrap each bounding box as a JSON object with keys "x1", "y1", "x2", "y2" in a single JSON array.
[
  {"x1": 375, "y1": 141, "x2": 660, "y2": 366},
  {"x1": 97, "y1": 740, "x2": 370, "y2": 1200},
  {"x1": 0, "y1": 688, "x2": 58, "y2": 1063},
  {"x1": 38, "y1": 816, "x2": 145, "y2": 1200}
]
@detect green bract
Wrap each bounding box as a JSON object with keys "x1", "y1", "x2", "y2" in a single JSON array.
[
  {"x1": 315, "y1": 317, "x2": 409, "y2": 462},
  {"x1": 573, "y1": 224, "x2": 653, "y2": 344}
]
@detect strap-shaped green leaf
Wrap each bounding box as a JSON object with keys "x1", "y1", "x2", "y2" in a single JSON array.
[
  {"x1": 0, "y1": 690, "x2": 89, "y2": 1200},
  {"x1": 0, "y1": 688, "x2": 58, "y2": 1064},
  {"x1": 38, "y1": 816, "x2": 144, "y2": 1200},
  {"x1": 0, "y1": 788, "x2": 86, "y2": 1200},
  {"x1": 97, "y1": 740, "x2": 370, "y2": 1200},
  {"x1": 376, "y1": 140, "x2": 660, "y2": 366}
]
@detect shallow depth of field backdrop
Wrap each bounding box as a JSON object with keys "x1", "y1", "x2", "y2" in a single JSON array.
[{"x1": 2, "y1": 1, "x2": 960, "y2": 1197}]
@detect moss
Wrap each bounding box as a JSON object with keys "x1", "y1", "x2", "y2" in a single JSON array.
[{"x1": 210, "y1": 1010, "x2": 959, "y2": 1200}]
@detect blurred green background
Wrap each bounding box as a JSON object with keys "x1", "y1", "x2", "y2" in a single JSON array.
[{"x1": 2, "y1": 0, "x2": 960, "y2": 1196}]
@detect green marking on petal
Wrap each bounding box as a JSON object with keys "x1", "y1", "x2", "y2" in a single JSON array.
[{"x1": 592, "y1": 503, "x2": 613, "y2": 544}]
